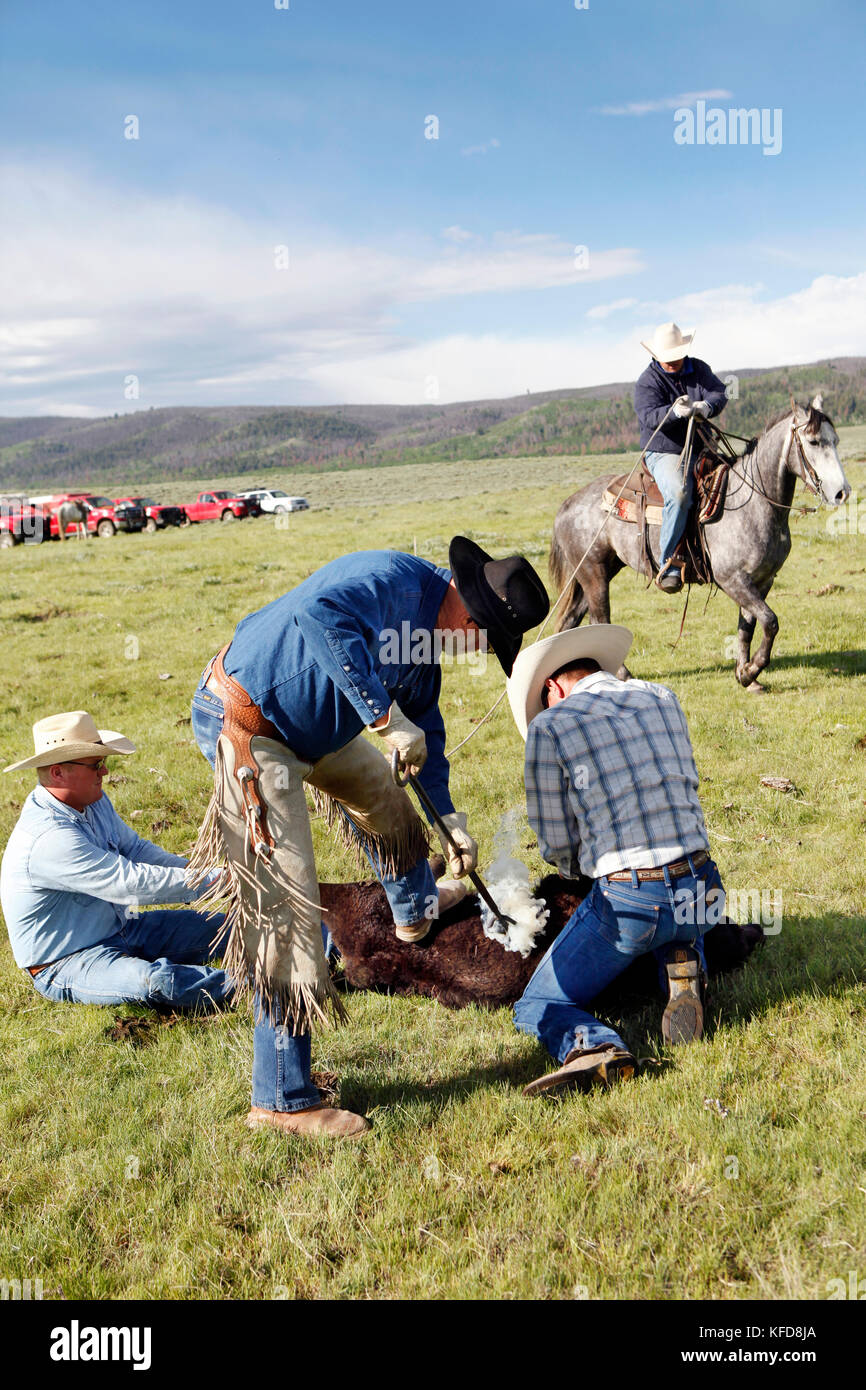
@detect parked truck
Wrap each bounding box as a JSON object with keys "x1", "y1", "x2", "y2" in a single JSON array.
[
  {"x1": 183, "y1": 490, "x2": 257, "y2": 523},
  {"x1": 115, "y1": 495, "x2": 186, "y2": 531},
  {"x1": 0, "y1": 496, "x2": 49, "y2": 548}
]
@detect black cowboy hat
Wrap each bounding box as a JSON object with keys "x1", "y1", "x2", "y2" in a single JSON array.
[{"x1": 449, "y1": 537, "x2": 550, "y2": 676}]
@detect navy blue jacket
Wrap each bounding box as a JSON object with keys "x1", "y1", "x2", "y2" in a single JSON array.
[
  {"x1": 224, "y1": 551, "x2": 455, "y2": 815},
  {"x1": 634, "y1": 357, "x2": 728, "y2": 455}
]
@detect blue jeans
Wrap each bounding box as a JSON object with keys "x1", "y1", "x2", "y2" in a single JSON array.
[
  {"x1": 32, "y1": 908, "x2": 233, "y2": 1009},
  {"x1": 645, "y1": 448, "x2": 695, "y2": 569},
  {"x1": 192, "y1": 677, "x2": 435, "y2": 1112},
  {"x1": 514, "y1": 857, "x2": 721, "y2": 1062}
]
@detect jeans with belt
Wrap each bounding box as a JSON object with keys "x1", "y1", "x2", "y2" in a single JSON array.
[
  {"x1": 514, "y1": 856, "x2": 721, "y2": 1062},
  {"x1": 644, "y1": 448, "x2": 695, "y2": 569},
  {"x1": 191, "y1": 678, "x2": 434, "y2": 1113}
]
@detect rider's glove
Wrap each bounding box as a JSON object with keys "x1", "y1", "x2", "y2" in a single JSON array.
[
  {"x1": 691, "y1": 400, "x2": 712, "y2": 419},
  {"x1": 671, "y1": 395, "x2": 693, "y2": 419}
]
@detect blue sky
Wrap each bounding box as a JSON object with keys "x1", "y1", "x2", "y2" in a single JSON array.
[{"x1": 1, "y1": 0, "x2": 864, "y2": 414}]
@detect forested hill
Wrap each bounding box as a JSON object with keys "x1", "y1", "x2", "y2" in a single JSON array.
[{"x1": 1, "y1": 357, "x2": 864, "y2": 492}]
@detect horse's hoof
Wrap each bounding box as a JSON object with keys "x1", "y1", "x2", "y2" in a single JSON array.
[{"x1": 746, "y1": 681, "x2": 766, "y2": 694}]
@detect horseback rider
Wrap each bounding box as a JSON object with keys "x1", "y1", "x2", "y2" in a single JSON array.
[{"x1": 634, "y1": 322, "x2": 728, "y2": 592}]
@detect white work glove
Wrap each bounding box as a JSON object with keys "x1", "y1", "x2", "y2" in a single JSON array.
[
  {"x1": 671, "y1": 395, "x2": 693, "y2": 419},
  {"x1": 374, "y1": 702, "x2": 427, "y2": 774},
  {"x1": 692, "y1": 399, "x2": 712, "y2": 419},
  {"x1": 437, "y1": 811, "x2": 478, "y2": 878}
]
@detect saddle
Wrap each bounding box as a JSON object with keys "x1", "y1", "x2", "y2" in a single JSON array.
[{"x1": 600, "y1": 433, "x2": 731, "y2": 585}]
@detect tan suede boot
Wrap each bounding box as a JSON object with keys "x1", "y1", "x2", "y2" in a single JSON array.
[
  {"x1": 395, "y1": 879, "x2": 468, "y2": 943},
  {"x1": 245, "y1": 1104, "x2": 370, "y2": 1137}
]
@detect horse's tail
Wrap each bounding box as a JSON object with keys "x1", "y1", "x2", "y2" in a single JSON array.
[{"x1": 548, "y1": 522, "x2": 583, "y2": 633}]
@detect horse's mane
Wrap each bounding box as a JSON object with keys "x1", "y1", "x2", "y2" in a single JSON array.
[{"x1": 763, "y1": 402, "x2": 835, "y2": 432}]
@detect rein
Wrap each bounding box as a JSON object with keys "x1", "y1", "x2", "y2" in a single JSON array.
[{"x1": 713, "y1": 411, "x2": 817, "y2": 516}]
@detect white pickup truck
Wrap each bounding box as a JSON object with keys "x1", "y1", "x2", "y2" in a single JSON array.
[{"x1": 237, "y1": 489, "x2": 309, "y2": 515}]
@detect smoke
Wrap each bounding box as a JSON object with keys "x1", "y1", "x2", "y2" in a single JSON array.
[{"x1": 478, "y1": 808, "x2": 549, "y2": 957}]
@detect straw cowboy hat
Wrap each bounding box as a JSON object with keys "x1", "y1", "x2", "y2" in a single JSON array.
[
  {"x1": 506, "y1": 626, "x2": 633, "y2": 740},
  {"x1": 3, "y1": 710, "x2": 136, "y2": 773},
  {"x1": 640, "y1": 321, "x2": 695, "y2": 361}
]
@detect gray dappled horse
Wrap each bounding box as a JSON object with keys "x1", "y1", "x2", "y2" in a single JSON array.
[
  {"x1": 550, "y1": 396, "x2": 850, "y2": 690},
  {"x1": 57, "y1": 499, "x2": 88, "y2": 540}
]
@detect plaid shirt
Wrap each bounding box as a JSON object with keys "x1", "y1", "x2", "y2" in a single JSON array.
[{"x1": 524, "y1": 671, "x2": 709, "y2": 880}]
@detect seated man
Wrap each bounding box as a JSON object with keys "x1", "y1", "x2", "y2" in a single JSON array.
[
  {"x1": 634, "y1": 321, "x2": 728, "y2": 593},
  {"x1": 506, "y1": 627, "x2": 726, "y2": 1096},
  {"x1": 1, "y1": 710, "x2": 232, "y2": 1011}
]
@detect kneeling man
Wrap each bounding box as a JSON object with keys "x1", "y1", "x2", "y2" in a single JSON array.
[
  {"x1": 506, "y1": 628, "x2": 726, "y2": 1095},
  {"x1": 1, "y1": 711, "x2": 231, "y2": 1010}
]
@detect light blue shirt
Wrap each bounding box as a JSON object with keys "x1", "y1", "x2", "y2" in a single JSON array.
[{"x1": 1, "y1": 785, "x2": 202, "y2": 968}]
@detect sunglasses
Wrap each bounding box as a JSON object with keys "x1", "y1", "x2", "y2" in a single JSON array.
[{"x1": 64, "y1": 759, "x2": 109, "y2": 773}]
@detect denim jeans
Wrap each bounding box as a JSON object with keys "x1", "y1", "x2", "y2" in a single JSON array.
[
  {"x1": 644, "y1": 448, "x2": 695, "y2": 569},
  {"x1": 514, "y1": 857, "x2": 721, "y2": 1062},
  {"x1": 192, "y1": 677, "x2": 435, "y2": 1112},
  {"x1": 32, "y1": 908, "x2": 233, "y2": 1009}
]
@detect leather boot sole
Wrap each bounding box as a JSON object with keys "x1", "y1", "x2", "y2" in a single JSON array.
[
  {"x1": 662, "y1": 946, "x2": 706, "y2": 1045},
  {"x1": 523, "y1": 1045, "x2": 636, "y2": 1097}
]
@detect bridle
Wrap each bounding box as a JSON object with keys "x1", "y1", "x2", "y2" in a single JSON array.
[
  {"x1": 779, "y1": 400, "x2": 824, "y2": 498},
  {"x1": 720, "y1": 405, "x2": 829, "y2": 514}
]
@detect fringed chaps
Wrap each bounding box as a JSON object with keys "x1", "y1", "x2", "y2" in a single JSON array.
[
  {"x1": 305, "y1": 734, "x2": 430, "y2": 878},
  {"x1": 188, "y1": 734, "x2": 347, "y2": 1033},
  {"x1": 188, "y1": 719, "x2": 429, "y2": 1031}
]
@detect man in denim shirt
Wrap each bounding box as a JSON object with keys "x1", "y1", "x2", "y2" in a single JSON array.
[
  {"x1": 1, "y1": 710, "x2": 231, "y2": 1010},
  {"x1": 506, "y1": 627, "x2": 726, "y2": 1096},
  {"x1": 189, "y1": 540, "x2": 549, "y2": 1138}
]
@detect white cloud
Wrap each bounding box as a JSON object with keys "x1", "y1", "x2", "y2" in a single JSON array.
[
  {"x1": 1, "y1": 164, "x2": 863, "y2": 415},
  {"x1": 596, "y1": 89, "x2": 733, "y2": 117},
  {"x1": 442, "y1": 225, "x2": 476, "y2": 243},
  {"x1": 586, "y1": 297, "x2": 638, "y2": 320},
  {"x1": 460, "y1": 137, "x2": 500, "y2": 156},
  {"x1": 292, "y1": 273, "x2": 866, "y2": 403},
  {"x1": 0, "y1": 164, "x2": 643, "y2": 413}
]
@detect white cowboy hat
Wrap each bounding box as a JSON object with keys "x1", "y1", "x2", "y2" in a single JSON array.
[
  {"x1": 640, "y1": 321, "x2": 695, "y2": 361},
  {"x1": 506, "y1": 626, "x2": 633, "y2": 740},
  {"x1": 3, "y1": 710, "x2": 136, "y2": 773}
]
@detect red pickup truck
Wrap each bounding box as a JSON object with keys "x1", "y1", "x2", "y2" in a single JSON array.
[
  {"x1": 183, "y1": 491, "x2": 257, "y2": 523},
  {"x1": 37, "y1": 494, "x2": 146, "y2": 538},
  {"x1": 115, "y1": 496, "x2": 186, "y2": 531},
  {"x1": 0, "y1": 497, "x2": 49, "y2": 548}
]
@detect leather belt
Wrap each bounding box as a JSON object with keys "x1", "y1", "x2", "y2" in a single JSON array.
[
  {"x1": 606, "y1": 849, "x2": 709, "y2": 883},
  {"x1": 203, "y1": 644, "x2": 280, "y2": 858}
]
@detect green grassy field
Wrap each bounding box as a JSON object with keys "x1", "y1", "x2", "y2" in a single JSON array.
[{"x1": 1, "y1": 434, "x2": 865, "y2": 1300}]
